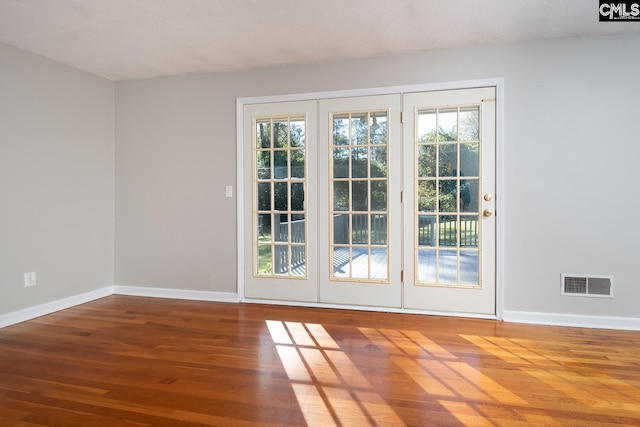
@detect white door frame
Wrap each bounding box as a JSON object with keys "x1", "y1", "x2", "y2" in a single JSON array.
[{"x1": 236, "y1": 78, "x2": 505, "y2": 320}]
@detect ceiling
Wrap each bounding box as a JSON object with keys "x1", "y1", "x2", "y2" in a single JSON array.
[{"x1": 1, "y1": 0, "x2": 638, "y2": 81}]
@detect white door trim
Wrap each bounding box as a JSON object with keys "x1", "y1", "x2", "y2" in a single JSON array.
[{"x1": 236, "y1": 78, "x2": 505, "y2": 319}]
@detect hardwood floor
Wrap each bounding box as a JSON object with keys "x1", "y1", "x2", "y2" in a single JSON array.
[{"x1": 1, "y1": 296, "x2": 639, "y2": 426}]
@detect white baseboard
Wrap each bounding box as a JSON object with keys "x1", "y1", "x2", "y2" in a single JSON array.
[
  {"x1": 114, "y1": 285, "x2": 239, "y2": 303},
  {"x1": 0, "y1": 286, "x2": 114, "y2": 328},
  {"x1": 0, "y1": 285, "x2": 238, "y2": 329},
  {"x1": 503, "y1": 310, "x2": 640, "y2": 331}
]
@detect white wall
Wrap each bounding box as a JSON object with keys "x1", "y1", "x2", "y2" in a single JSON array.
[
  {"x1": 0, "y1": 42, "x2": 114, "y2": 315},
  {"x1": 115, "y1": 33, "x2": 640, "y2": 320}
]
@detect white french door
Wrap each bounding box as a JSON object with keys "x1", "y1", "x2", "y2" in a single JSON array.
[
  {"x1": 403, "y1": 87, "x2": 496, "y2": 314},
  {"x1": 242, "y1": 100, "x2": 318, "y2": 302},
  {"x1": 242, "y1": 86, "x2": 497, "y2": 315},
  {"x1": 318, "y1": 95, "x2": 403, "y2": 308}
]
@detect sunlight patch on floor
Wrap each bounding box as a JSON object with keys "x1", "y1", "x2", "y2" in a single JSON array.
[{"x1": 267, "y1": 320, "x2": 404, "y2": 426}]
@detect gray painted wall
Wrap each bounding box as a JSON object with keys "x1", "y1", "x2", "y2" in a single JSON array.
[
  {"x1": 115, "y1": 75, "x2": 238, "y2": 292},
  {"x1": 0, "y1": 42, "x2": 114, "y2": 314},
  {"x1": 115, "y1": 33, "x2": 640, "y2": 318}
]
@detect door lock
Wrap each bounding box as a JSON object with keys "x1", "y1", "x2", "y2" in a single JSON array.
[{"x1": 483, "y1": 209, "x2": 493, "y2": 217}]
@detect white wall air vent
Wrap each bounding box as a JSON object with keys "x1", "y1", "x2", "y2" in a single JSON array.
[{"x1": 561, "y1": 274, "x2": 613, "y2": 297}]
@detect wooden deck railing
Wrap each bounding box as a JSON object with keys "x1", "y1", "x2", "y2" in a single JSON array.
[
  {"x1": 274, "y1": 218, "x2": 306, "y2": 274},
  {"x1": 418, "y1": 216, "x2": 478, "y2": 247},
  {"x1": 273, "y1": 215, "x2": 478, "y2": 273},
  {"x1": 333, "y1": 214, "x2": 387, "y2": 245}
]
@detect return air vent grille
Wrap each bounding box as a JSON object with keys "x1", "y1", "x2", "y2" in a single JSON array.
[{"x1": 561, "y1": 274, "x2": 613, "y2": 297}]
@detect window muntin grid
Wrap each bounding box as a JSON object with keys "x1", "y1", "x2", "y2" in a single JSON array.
[
  {"x1": 254, "y1": 115, "x2": 307, "y2": 277},
  {"x1": 415, "y1": 105, "x2": 482, "y2": 287},
  {"x1": 330, "y1": 111, "x2": 390, "y2": 282}
]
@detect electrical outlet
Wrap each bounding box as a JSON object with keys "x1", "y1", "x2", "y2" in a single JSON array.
[{"x1": 24, "y1": 272, "x2": 37, "y2": 287}]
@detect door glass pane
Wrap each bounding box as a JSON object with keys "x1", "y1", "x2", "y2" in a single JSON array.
[
  {"x1": 460, "y1": 251, "x2": 479, "y2": 285},
  {"x1": 275, "y1": 214, "x2": 289, "y2": 242},
  {"x1": 461, "y1": 179, "x2": 478, "y2": 213},
  {"x1": 351, "y1": 247, "x2": 369, "y2": 279},
  {"x1": 439, "y1": 145, "x2": 457, "y2": 177},
  {"x1": 352, "y1": 114, "x2": 368, "y2": 145},
  {"x1": 418, "y1": 181, "x2": 436, "y2": 212},
  {"x1": 417, "y1": 109, "x2": 437, "y2": 142},
  {"x1": 290, "y1": 150, "x2": 305, "y2": 179},
  {"x1": 333, "y1": 148, "x2": 349, "y2": 178},
  {"x1": 370, "y1": 114, "x2": 387, "y2": 145},
  {"x1": 274, "y1": 245, "x2": 289, "y2": 274},
  {"x1": 371, "y1": 214, "x2": 387, "y2": 245},
  {"x1": 274, "y1": 120, "x2": 288, "y2": 148},
  {"x1": 371, "y1": 248, "x2": 388, "y2": 279},
  {"x1": 414, "y1": 106, "x2": 481, "y2": 287},
  {"x1": 438, "y1": 109, "x2": 457, "y2": 140},
  {"x1": 290, "y1": 214, "x2": 306, "y2": 243},
  {"x1": 460, "y1": 215, "x2": 479, "y2": 248},
  {"x1": 291, "y1": 118, "x2": 306, "y2": 147},
  {"x1": 460, "y1": 143, "x2": 479, "y2": 176},
  {"x1": 352, "y1": 147, "x2": 368, "y2": 178},
  {"x1": 257, "y1": 151, "x2": 271, "y2": 179},
  {"x1": 257, "y1": 244, "x2": 272, "y2": 274},
  {"x1": 254, "y1": 116, "x2": 307, "y2": 278},
  {"x1": 291, "y1": 182, "x2": 304, "y2": 212},
  {"x1": 417, "y1": 215, "x2": 436, "y2": 246},
  {"x1": 417, "y1": 249, "x2": 436, "y2": 283},
  {"x1": 352, "y1": 214, "x2": 368, "y2": 244},
  {"x1": 257, "y1": 183, "x2": 271, "y2": 210},
  {"x1": 438, "y1": 180, "x2": 457, "y2": 212},
  {"x1": 330, "y1": 110, "x2": 390, "y2": 282},
  {"x1": 333, "y1": 182, "x2": 348, "y2": 211},
  {"x1": 438, "y1": 215, "x2": 457, "y2": 247},
  {"x1": 274, "y1": 182, "x2": 288, "y2": 211},
  {"x1": 333, "y1": 247, "x2": 351, "y2": 278},
  {"x1": 257, "y1": 122, "x2": 271, "y2": 148},
  {"x1": 333, "y1": 115, "x2": 349, "y2": 145},
  {"x1": 290, "y1": 246, "x2": 306, "y2": 277},
  {"x1": 333, "y1": 214, "x2": 349, "y2": 244},
  {"x1": 459, "y1": 107, "x2": 479, "y2": 142},
  {"x1": 257, "y1": 214, "x2": 272, "y2": 238},
  {"x1": 352, "y1": 181, "x2": 368, "y2": 211},
  {"x1": 417, "y1": 145, "x2": 436, "y2": 177},
  {"x1": 370, "y1": 181, "x2": 387, "y2": 211},
  {"x1": 438, "y1": 250, "x2": 457, "y2": 284},
  {"x1": 274, "y1": 151, "x2": 287, "y2": 178},
  {"x1": 370, "y1": 147, "x2": 387, "y2": 177}
]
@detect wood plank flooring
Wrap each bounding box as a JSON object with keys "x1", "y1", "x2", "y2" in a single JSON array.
[{"x1": 1, "y1": 295, "x2": 639, "y2": 426}]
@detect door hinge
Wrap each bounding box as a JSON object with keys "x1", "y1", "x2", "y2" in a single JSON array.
[
  {"x1": 400, "y1": 111, "x2": 404, "y2": 124},
  {"x1": 401, "y1": 270, "x2": 404, "y2": 283},
  {"x1": 400, "y1": 191, "x2": 404, "y2": 203}
]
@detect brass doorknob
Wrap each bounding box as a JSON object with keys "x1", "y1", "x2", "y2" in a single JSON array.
[
  {"x1": 483, "y1": 194, "x2": 493, "y2": 202},
  {"x1": 483, "y1": 209, "x2": 493, "y2": 217}
]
